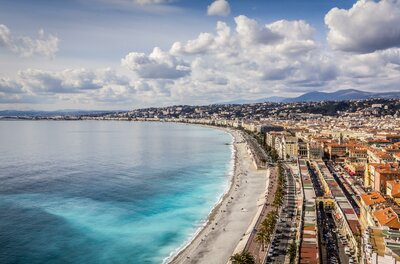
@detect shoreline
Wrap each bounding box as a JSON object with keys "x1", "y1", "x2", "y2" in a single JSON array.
[
  {"x1": 162, "y1": 126, "x2": 237, "y2": 263},
  {"x1": 167, "y1": 126, "x2": 268, "y2": 264},
  {"x1": 1, "y1": 119, "x2": 268, "y2": 263}
]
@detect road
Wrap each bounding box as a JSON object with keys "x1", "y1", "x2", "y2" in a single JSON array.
[
  {"x1": 265, "y1": 166, "x2": 298, "y2": 264},
  {"x1": 326, "y1": 161, "x2": 360, "y2": 214},
  {"x1": 308, "y1": 162, "x2": 351, "y2": 264}
]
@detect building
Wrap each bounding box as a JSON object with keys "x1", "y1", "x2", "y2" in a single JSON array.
[
  {"x1": 360, "y1": 192, "x2": 386, "y2": 230},
  {"x1": 387, "y1": 180, "x2": 400, "y2": 204},
  {"x1": 348, "y1": 148, "x2": 368, "y2": 163},
  {"x1": 362, "y1": 227, "x2": 400, "y2": 264},
  {"x1": 373, "y1": 207, "x2": 400, "y2": 229},
  {"x1": 368, "y1": 149, "x2": 396, "y2": 164},
  {"x1": 258, "y1": 124, "x2": 284, "y2": 134},
  {"x1": 365, "y1": 163, "x2": 400, "y2": 192},
  {"x1": 275, "y1": 136, "x2": 284, "y2": 160},
  {"x1": 283, "y1": 136, "x2": 299, "y2": 160},
  {"x1": 266, "y1": 131, "x2": 286, "y2": 148},
  {"x1": 346, "y1": 162, "x2": 366, "y2": 177},
  {"x1": 327, "y1": 143, "x2": 347, "y2": 160},
  {"x1": 298, "y1": 142, "x2": 308, "y2": 159},
  {"x1": 307, "y1": 142, "x2": 324, "y2": 160}
]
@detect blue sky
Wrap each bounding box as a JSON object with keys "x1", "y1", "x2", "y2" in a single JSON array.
[{"x1": 0, "y1": 0, "x2": 400, "y2": 110}]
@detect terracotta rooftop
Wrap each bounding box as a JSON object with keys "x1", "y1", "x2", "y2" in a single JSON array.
[
  {"x1": 360, "y1": 191, "x2": 386, "y2": 206},
  {"x1": 388, "y1": 180, "x2": 400, "y2": 197},
  {"x1": 369, "y1": 163, "x2": 400, "y2": 174},
  {"x1": 373, "y1": 207, "x2": 400, "y2": 229}
]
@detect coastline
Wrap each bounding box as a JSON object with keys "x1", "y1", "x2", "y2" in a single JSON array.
[
  {"x1": 166, "y1": 127, "x2": 268, "y2": 264},
  {"x1": 162, "y1": 125, "x2": 236, "y2": 263}
]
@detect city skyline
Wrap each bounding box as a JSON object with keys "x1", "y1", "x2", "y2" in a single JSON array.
[{"x1": 1, "y1": 0, "x2": 400, "y2": 110}]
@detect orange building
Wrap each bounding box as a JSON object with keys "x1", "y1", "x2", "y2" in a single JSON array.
[
  {"x1": 373, "y1": 207, "x2": 400, "y2": 229},
  {"x1": 360, "y1": 192, "x2": 386, "y2": 230},
  {"x1": 365, "y1": 163, "x2": 400, "y2": 192},
  {"x1": 345, "y1": 163, "x2": 366, "y2": 177},
  {"x1": 367, "y1": 148, "x2": 396, "y2": 164},
  {"x1": 387, "y1": 180, "x2": 400, "y2": 204}
]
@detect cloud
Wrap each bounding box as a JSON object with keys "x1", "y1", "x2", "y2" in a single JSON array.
[
  {"x1": 17, "y1": 68, "x2": 129, "y2": 94},
  {"x1": 325, "y1": 0, "x2": 400, "y2": 53},
  {"x1": 0, "y1": 77, "x2": 24, "y2": 94},
  {"x1": 0, "y1": 68, "x2": 140, "y2": 105},
  {"x1": 170, "y1": 33, "x2": 214, "y2": 55},
  {"x1": 0, "y1": 24, "x2": 59, "y2": 58},
  {"x1": 0, "y1": 25, "x2": 11, "y2": 47},
  {"x1": 207, "y1": 0, "x2": 230, "y2": 17},
  {"x1": 122, "y1": 16, "x2": 337, "y2": 104},
  {"x1": 4, "y1": 10, "x2": 400, "y2": 108},
  {"x1": 121, "y1": 47, "x2": 190, "y2": 79},
  {"x1": 235, "y1": 15, "x2": 283, "y2": 45}
]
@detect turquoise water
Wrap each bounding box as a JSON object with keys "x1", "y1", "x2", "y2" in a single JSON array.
[{"x1": 0, "y1": 121, "x2": 233, "y2": 264}]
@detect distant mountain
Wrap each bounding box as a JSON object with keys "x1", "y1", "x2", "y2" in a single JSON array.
[
  {"x1": 283, "y1": 89, "x2": 369, "y2": 102},
  {"x1": 219, "y1": 89, "x2": 400, "y2": 105},
  {"x1": 283, "y1": 89, "x2": 400, "y2": 102},
  {"x1": 222, "y1": 96, "x2": 287, "y2": 104}
]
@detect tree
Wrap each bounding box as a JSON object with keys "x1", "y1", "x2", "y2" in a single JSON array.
[
  {"x1": 288, "y1": 241, "x2": 297, "y2": 264},
  {"x1": 255, "y1": 229, "x2": 268, "y2": 251},
  {"x1": 230, "y1": 251, "x2": 255, "y2": 264},
  {"x1": 270, "y1": 149, "x2": 279, "y2": 162},
  {"x1": 273, "y1": 186, "x2": 284, "y2": 207}
]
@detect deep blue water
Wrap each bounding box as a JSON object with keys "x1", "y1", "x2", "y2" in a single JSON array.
[{"x1": 0, "y1": 121, "x2": 233, "y2": 264}]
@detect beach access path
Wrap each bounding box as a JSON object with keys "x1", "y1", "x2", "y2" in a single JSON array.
[{"x1": 168, "y1": 129, "x2": 268, "y2": 264}]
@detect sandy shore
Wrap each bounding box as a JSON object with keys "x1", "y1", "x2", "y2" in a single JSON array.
[{"x1": 167, "y1": 128, "x2": 268, "y2": 264}]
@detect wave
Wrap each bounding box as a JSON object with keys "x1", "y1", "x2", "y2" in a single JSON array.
[{"x1": 163, "y1": 129, "x2": 236, "y2": 264}]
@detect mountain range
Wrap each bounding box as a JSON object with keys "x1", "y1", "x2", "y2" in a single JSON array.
[
  {"x1": 225, "y1": 89, "x2": 400, "y2": 104},
  {"x1": 2, "y1": 89, "x2": 400, "y2": 117}
]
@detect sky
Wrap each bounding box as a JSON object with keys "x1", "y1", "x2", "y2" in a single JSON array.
[{"x1": 0, "y1": 0, "x2": 400, "y2": 110}]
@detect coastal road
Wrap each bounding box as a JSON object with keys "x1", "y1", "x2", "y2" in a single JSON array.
[{"x1": 267, "y1": 166, "x2": 297, "y2": 264}]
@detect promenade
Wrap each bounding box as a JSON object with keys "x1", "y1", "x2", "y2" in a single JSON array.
[{"x1": 243, "y1": 166, "x2": 278, "y2": 263}]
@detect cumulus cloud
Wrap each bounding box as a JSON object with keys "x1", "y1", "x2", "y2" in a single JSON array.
[
  {"x1": 207, "y1": 0, "x2": 230, "y2": 17},
  {"x1": 5, "y1": 9, "x2": 400, "y2": 108},
  {"x1": 325, "y1": 0, "x2": 400, "y2": 53},
  {"x1": 235, "y1": 16, "x2": 282, "y2": 45},
  {"x1": 0, "y1": 68, "x2": 140, "y2": 105},
  {"x1": 0, "y1": 24, "x2": 59, "y2": 58},
  {"x1": 16, "y1": 68, "x2": 130, "y2": 94},
  {"x1": 0, "y1": 25, "x2": 11, "y2": 47},
  {"x1": 170, "y1": 33, "x2": 214, "y2": 55},
  {"x1": 121, "y1": 47, "x2": 190, "y2": 79},
  {"x1": 122, "y1": 15, "x2": 337, "y2": 104},
  {"x1": 0, "y1": 77, "x2": 24, "y2": 94}
]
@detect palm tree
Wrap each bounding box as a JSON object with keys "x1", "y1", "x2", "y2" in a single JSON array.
[
  {"x1": 288, "y1": 241, "x2": 297, "y2": 264},
  {"x1": 273, "y1": 187, "x2": 284, "y2": 208},
  {"x1": 255, "y1": 229, "x2": 267, "y2": 251},
  {"x1": 230, "y1": 251, "x2": 255, "y2": 264}
]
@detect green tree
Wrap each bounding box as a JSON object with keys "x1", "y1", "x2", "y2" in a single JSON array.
[
  {"x1": 255, "y1": 229, "x2": 268, "y2": 251},
  {"x1": 230, "y1": 251, "x2": 255, "y2": 264},
  {"x1": 288, "y1": 241, "x2": 297, "y2": 264}
]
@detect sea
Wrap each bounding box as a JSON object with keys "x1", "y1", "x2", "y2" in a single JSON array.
[{"x1": 0, "y1": 121, "x2": 233, "y2": 264}]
